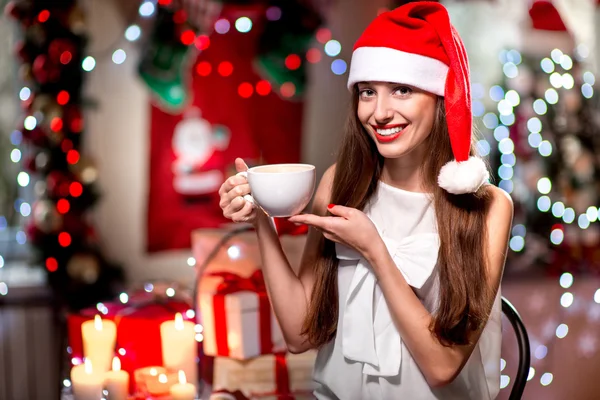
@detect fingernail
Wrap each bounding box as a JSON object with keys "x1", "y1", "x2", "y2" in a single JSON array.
[{"x1": 328, "y1": 204, "x2": 335, "y2": 209}]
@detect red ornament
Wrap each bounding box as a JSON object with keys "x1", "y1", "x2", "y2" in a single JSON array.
[
  {"x1": 284, "y1": 54, "x2": 301, "y2": 70},
  {"x1": 32, "y1": 55, "x2": 60, "y2": 84},
  {"x1": 58, "y1": 232, "x2": 72, "y2": 247},
  {"x1": 60, "y1": 51, "x2": 73, "y2": 65},
  {"x1": 38, "y1": 10, "x2": 50, "y2": 23},
  {"x1": 48, "y1": 38, "x2": 76, "y2": 63},
  {"x1": 256, "y1": 80, "x2": 272, "y2": 96},
  {"x1": 50, "y1": 117, "x2": 63, "y2": 132},
  {"x1": 217, "y1": 61, "x2": 233, "y2": 76},
  {"x1": 238, "y1": 82, "x2": 253, "y2": 98},
  {"x1": 180, "y1": 30, "x2": 195, "y2": 46},
  {"x1": 57, "y1": 90, "x2": 70, "y2": 105},
  {"x1": 196, "y1": 61, "x2": 212, "y2": 76},
  {"x1": 46, "y1": 257, "x2": 59, "y2": 272},
  {"x1": 67, "y1": 150, "x2": 80, "y2": 165},
  {"x1": 69, "y1": 182, "x2": 83, "y2": 197},
  {"x1": 195, "y1": 34, "x2": 210, "y2": 51},
  {"x1": 57, "y1": 199, "x2": 71, "y2": 214}
]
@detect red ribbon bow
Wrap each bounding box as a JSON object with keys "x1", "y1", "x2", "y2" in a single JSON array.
[{"x1": 208, "y1": 270, "x2": 273, "y2": 357}]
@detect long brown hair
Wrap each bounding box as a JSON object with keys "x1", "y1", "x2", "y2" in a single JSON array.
[{"x1": 301, "y1": 89, "x2": 493, "y2": 347}]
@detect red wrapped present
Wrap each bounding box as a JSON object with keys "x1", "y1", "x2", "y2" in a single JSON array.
[
  {"x1": 67, "y1": 288, "x2": 196, "y2": 394},
  {"x1": 199, "y1": 270, "x2": 287, "y2": 360}
]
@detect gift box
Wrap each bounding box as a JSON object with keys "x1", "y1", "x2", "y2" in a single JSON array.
[
  {"x1": 67, "y1": 289, "x2": 196, "y2": 393},
  {"x1": 213, "y1": 351, "x2": 317, "y2": 398},
  {"x1": 199, "y1": 270, "x2": 287, "y2": 359}
]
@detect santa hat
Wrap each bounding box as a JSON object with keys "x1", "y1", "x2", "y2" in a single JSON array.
[
  {"x1": 347, "y1": 1, "x2": 489, "y2": 195},
  {"x1": 520, "y1": 0, "x2": 574, "y2": 57}
]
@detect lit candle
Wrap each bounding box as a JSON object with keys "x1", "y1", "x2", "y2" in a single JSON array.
[
  {"x1": 169, "y1": 370, "x2": 196, "y2": 400},
  {"x1": 133, "y1": 366, "x2": 175, "y2": 396},
  {"x1": 104, "y1": 357, "x2": 129, "y2": 400},
  {"x1": 160, "y1": 313, "x2": 198, "y2": 388},
  {"x1": 70, "y1": 358, "x2": 103, "y2": 400},
  {"x1": 82, "y1": 315, "x2": 117, "y2": 374}
]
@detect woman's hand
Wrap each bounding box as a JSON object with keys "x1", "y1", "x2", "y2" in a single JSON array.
[
  {"x1": 288, "y1": 205, "x2": 382, "y2": 260},
  {"x1": 218, "y1": 158, "x2": 262, "y2": 224}
]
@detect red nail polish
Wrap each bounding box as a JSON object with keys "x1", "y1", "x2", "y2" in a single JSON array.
[{"x1": 328, "y1": 204, "x2": 335, "y2": 209}]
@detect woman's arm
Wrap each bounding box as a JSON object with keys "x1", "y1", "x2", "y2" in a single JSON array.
[
  {"x1": 367, "y1": 186, "x2": 513, "y2": 387},
  {"x1": 256, "y1": 165, "x2": 335, "y2": 353}
]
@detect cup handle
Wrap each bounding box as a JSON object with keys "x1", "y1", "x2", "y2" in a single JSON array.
[{"x1": 235, "y1": 171, "x2": 255, "y2": 205}]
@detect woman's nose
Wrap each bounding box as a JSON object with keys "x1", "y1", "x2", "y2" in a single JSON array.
[{"x1": 374, "y1": 97, "x2": 394, "y2": 123}]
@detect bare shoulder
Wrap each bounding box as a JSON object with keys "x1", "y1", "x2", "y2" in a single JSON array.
[
  {"x1": 483, "y1": 185, "x2": 514, "y2": 282},
  {"x1": 486, "y1": 184, "x2": 514, "y2": 220}
]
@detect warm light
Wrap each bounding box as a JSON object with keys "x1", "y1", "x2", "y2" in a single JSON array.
[
  {"x1": 84, "y1": 358, "x2": 93, "y2": 374},
  {"x1": 166, "y1": 287, "x2": 175, "y2": 297},
  {"x1": 150, "y1": 368, "x2": 158, "y2": 376},
  {"x1": 112, "y1": 357, "x2": 121, "y2": 371},
  {"x1": 94, "y1": 315, "x2": 103, "y2": 331},
  {"x1": 158, "y1": 374, "x2": 168, "y2": 383},
  {"x1": 178, "y1": 370, "x2": 187, "y2": 384},
  {"x1": 175, "y1": 313, "x2": 184, "y2": 330}
]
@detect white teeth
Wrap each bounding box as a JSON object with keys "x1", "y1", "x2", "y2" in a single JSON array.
[{"x1": 375, "y1": 126, "x2": 403, "y2": 136}]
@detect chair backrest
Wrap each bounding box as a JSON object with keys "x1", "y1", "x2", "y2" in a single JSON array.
[{"x1": 501, "y1": 296, "x2": 531, "y2": 400}]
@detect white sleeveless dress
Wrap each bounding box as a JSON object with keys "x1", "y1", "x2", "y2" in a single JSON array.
[{"x1": 312, "y1": 181, "x2": 502, "y2": 400}]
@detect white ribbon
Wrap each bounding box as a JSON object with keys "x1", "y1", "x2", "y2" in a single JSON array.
[{"x1": 336, "y1": 232, "x2": 440, "y2": 377}]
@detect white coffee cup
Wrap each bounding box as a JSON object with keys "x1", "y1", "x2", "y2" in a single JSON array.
[{"x1": 236, "y1": 163, "x2": 316, "y2": 217}]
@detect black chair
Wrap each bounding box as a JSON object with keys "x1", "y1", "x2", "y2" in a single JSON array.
[{"x1": 501, "y1": 296, "x2": 531, "y2": 400}]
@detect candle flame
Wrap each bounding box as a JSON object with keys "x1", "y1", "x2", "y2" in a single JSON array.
[
  {"x1": 178, "y1": 370, "x2": 187, "y2": 384},
  {"x1": 94, "y1": 314, "x2": 103, "y2": 331},
  {"x1": 150, "y1": 368, "x2": 157, "y2": 376},
  {"x1": 84, "y1": 358, "x2": 93, "y2": 374},
  {"x1": 112, "y1": 357, "x2": 121, "y2": 371},
  {"x1": 175, "y1": 312, "x2": 184, "y2": 330},
  {"x1": 158, "y1": 373, "x2": 168, "y2": 383}
]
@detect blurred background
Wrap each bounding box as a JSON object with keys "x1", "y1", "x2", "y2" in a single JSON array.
[{"x1": 0, "y1": 0, "x2": 599, "y2": 399}]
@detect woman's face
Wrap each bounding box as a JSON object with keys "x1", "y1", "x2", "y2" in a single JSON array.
[{"x1": 356, "y1": 81, "x2": 437, "y2": 160}]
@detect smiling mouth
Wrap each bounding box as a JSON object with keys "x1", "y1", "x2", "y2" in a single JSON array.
[{"x1": 371, "y1": 124, "x2": 407, "y2": 143}]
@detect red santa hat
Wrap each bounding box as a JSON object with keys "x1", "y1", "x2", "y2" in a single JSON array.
[{"x1": 347, "y1": 1, "x2": 489, "y2": 195}]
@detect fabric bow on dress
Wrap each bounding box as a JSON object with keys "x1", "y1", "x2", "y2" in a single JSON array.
[{"x1": 336, "y1": 231, "x2": 440, "y2": 377}]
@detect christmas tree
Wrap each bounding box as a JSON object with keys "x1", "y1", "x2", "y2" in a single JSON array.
[
  {"x1": 479, "y1": 12, "x2": 600, "y2": 276},
  {"x1": 5, "y1": 0, "x2": 123, "y2": 309}
]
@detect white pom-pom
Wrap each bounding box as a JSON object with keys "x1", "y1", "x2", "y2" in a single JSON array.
[{"x1": 437, "y1": 156, "x2": 490, "y2": 194}]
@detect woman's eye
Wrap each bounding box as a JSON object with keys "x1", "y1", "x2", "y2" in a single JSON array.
[
  {"x1": 394, "y1": 86, "x2": 412, "y2": 96},
  {"x1": 359, "y1": 89, "x2": 375, "y2": 98}
]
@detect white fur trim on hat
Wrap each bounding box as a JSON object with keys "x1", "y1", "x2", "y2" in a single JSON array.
[
  {"x1": 347, "y1": 47, "x2": 449, "y2": 96},
  {"x1": 438, "y1": 156, "x2": 490, "y2": 194}
]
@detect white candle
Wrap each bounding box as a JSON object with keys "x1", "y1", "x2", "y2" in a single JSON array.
[
  {"x1": 104, "y1": 357, "x2": 129, "y2": 400},
  {"x1": 160, "y1": 313, "x2": 198, "y2": 388},
  {"x1": 71, "y1": 359, "x2": 104, "y2": 400},
  {"x1": 82, "y1": 315, "x2": 117, "y2": 374},
  {"x1": 169, "y1": 370, "x2": 196, "y2": 400}
]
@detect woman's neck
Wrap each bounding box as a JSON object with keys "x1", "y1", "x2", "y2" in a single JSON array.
[{"x1": 380, "y1": 151, "x2": 429, "y2": 193}]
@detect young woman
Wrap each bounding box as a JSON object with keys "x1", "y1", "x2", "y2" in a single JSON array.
[{"x1": 218, "y1": 2, "x2": 512, "y2": 399}]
